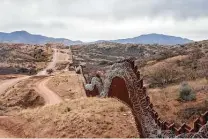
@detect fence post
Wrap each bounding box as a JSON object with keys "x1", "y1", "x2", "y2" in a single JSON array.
[
  {"x1": 146, "y1": 96, "x2": 150, "y2": 104},
  {"x1": 136, "y1": 71, "x2": 140, "y2": 79},
  {"x1": 202, "y1": 111, "x2": 208, "y2": 124},
  {"x1": 193, "y1": 118, "x2": 201, "y2": 132},
  {"x1": 137, "y1": 79, "x2": 143, "y2": 88}
]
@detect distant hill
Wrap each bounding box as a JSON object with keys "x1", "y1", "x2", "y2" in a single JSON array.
[
  {"x1": 96, "y1": 33, "x2": 193, "y2": 45},
  {"x1": 0, "y1": 31, "x2": 82, "y2": 45},
  {"x1": 0, "y1": 31, "x2": 193, "y2": 45}
]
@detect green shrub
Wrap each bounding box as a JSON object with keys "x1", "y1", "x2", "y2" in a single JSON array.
[{"x1": 179, "y1": 82, "x2": 196, "y2": 101}]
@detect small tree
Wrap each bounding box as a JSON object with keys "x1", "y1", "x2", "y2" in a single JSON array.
[
  {"x1": 179, "y1": 82, "x2": 196, "y2": 101},
  {"x1": 147, "y1": 63, "x2": 183, "y2": 87},
  {"x1": 46, "y1": 69, "x2": 53, "y2": 74}
]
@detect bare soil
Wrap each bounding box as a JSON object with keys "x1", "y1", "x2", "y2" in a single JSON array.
[
  {"x1": 47, "y1": 71, "x2": 86, "y2": 100},
  {"x1": 0, "y1": 76, "x2": 45, "y2": 115}
]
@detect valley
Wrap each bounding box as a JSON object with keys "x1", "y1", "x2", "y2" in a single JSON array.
[
  {"x1": 1, "y1": 0, "x2": 208, "y2": 138},
  {"x1": 0, "y1": 43, "x2": 138, "y2": 138},
  {"x1": 0, "y1": 40, "x2": 207, "y2": 138}
]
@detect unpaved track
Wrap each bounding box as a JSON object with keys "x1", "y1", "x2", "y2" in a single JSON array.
[
  {"x1": 0, "y1": 48, "x2": 57, "y2": 95},
  {"x1": 34, "y1": 48, "x2": 71, "y2": 104},
  {"x1": 35, "y1": 77, "x2": 62, "y2": 105},
  {"x1": 37, "y1": 48, "x2": 58, "y2": 76},
  {"x1": 0, "y1": 48, "x2": 82, "y2": 137},
  {"x1": 0, "y1": 48, "x2": 68, "y2": 104},
  {"x1": 0, "y1": 48, "x2": 61, "y2": 137},
  {"x1": 35, "y1": 48, "x2": 86, "y2": 104},
  {"x1": 0, "y1": 76, "x2": 29, "y2": 95}
]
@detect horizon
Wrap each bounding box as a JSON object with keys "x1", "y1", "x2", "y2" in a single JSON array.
[
  {"x1": 0, "y1": 30, "x2": 195, "y2": 42},
  {"x1": 0, "y1": 0, "x2": 208, "y2": 41}
]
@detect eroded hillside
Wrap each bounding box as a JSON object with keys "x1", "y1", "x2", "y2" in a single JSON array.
[
  {"x1": 72, "y1": 41, "x2": 208, "y2": 126},
  {"x1": 0, "y1": 43, "x2": 139, "y2": 138}
]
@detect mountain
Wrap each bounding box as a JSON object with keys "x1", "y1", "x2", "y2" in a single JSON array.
[
  {"x1": 97, "y1": 33, "x2": 193, "y2": 45},
  {"x1": 0, "y1": 31, "x2": 82, "y2": 45},
  {"x1": 0, "y1": 31, "x2": 193, "y2": 45}
]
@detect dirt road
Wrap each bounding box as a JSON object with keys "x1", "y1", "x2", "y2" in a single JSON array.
[
  {"x1": 37, "y1": 48, "x2": 58, "y2": 76},
  {"x1": 0, "y1": 48, "x2": 70, "y2": 103},
  {"x1": 34, "y1": 48, "x2": 72, "y2": 104},
  {"x1": 0, "y1": 48, "x2": 60, "y2": 137},
  {"x1": 0, "y1": 48, "x2": 58, "y2": 95},
  {"x1": 0, "y1": 48, "x2": 82, "y2": 137},
  {"x1": 34, "y1": 49, "x2": 66, "y2": 104},
  {"x1": 0, "y1": 76, "x2": 29, "y2": 95},
  {"x1": 35, "y1": 77, "x2": 62, "y2": 105}
]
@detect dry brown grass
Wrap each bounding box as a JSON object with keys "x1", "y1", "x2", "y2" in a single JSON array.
[
  {"x1": 17, "y1": 97, "x2": 138, "y2": 138},
  {"x1": 47, "y1": 71, "x2": 86, "y2": 100},
  {"x1": 0, "y1": 76, "x2": 45, "y2": 115},
  {"x1": 148, "y1": 78, "x2": 208, "y2": 126},
  {"x1": 143, "y1": 61, "x2": 184, "y2": 87},
  {"x1": 55, "y1": 62, "x2": 69, "y2": 70},
  {"x1": 0, "y1": 43, "x2": 53, "y2": 75},
  {"x1": 144, "y1": 55, "x2": 188, "y2": 68}
]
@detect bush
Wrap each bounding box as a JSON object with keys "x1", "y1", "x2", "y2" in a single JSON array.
[
  {"x1": 46, "y1": 69, "x2": 53, "y2": 74},
  {"x1": 28, "y1": 68, "x2": 37, "y2": 75},
  {"x1": 31, "y1": 48, "x2": 49, "y2": 62},
  {"x1": 179, "y1": 82, "x2": 196, "y2": 101},
  {"x1": 17, "y1": 67, "x2": 29, "y2": 73},
  {"x1": 154, "y1": 49, "x2": 175, "y2": 61},
  {"x1": 99, "y1": 60, "x2": 109, "y2": 65},
  {"x1": 147, "y1": 63, "x2": 183, "y2": 87}
]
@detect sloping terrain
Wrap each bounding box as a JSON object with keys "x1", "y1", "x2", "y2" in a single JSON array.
[
  {"x1": 97, "y1": 33, "x2": 192, "y2": 45},
  {"x1": 1, "y1": 40, "x2": 207, "y2": 137},
  {"x1": 0, "y1": 76, "x2": 45, "y2": 115},
  {"x1": 71, "y1": 42, "x2": 179, "y2": 77},
  {"x1": 72, "y1": 40, "x2": 208, "y2": 126},
  {"x1": 0, "y1": 45, "x2": 139, "y2": 138},
  {"x1": 47, "y1": 71, "x2": 86, "y2": 100},
  {"x1": 0, "y1": 31, "x2": 82, "y2": 45},
  {"x1": 0, "y1": 43, "x2": 52, "y2": 75},
  {"x1": 0, "y1": 98, "x2": 139, "y2": 138}
]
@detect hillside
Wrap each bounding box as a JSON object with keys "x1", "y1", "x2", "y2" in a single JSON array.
[
  {"x1": 0, "y1": 31, "x2": 193, "y2": 45},
  {"x1": 72, "y1": 40, "x2": 208, "y2": 126},
  {"x1": 0, "y1": 31, "x2": 82, "y2": 45},
  {"x1": 0, "y1": 47, "x2": 139, "y2": 138},
  {"x1": 71, "y1": 41, "x2": 182, "y2": 76},
  {"x1": 96, "y1": 33, "x2": 193, "y2": 45},
  {"x1": 0, "y1": 43, "x2": 52, "y2": 75}
]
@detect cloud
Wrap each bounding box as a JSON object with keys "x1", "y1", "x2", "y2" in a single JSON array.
[
  {"x1": 112, "y1": 0, "x2": 208, "y2": 20},
  {"x1": 0, "y1": 0, "x2": 208, "y2": 41}
]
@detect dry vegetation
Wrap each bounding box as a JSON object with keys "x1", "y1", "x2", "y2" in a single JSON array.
[
  {"x1": 0, "y1": 76, "x2": 45, "y2": 115},
  {"x1": 47, "y1": 71, "x2": 85, "y2": 100},
  {"x1": 72, "y1": 40, "x2": 208, "y2": 126},
  {"x1": 0, "y1": 44, "x2": 140, "y2": 138},
  {"x1": 0, "y1": 43, "x2": 52, "y2": 75},
  {"x1": 1, "y1": 40, "x2": 207, "y2": 137},
  {"x1": 71, "y1": 42, "x2": 170, "y2": 76},
  {"x1": 0, "y1": 98, "x2": 138, "y2": 138},
  {"x1": 143, "y1": 41, "x2": 208, "y2": 125}
]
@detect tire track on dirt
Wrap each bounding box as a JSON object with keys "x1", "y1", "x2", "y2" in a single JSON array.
[
  {"x1": 0, "y1": 48, "x2": 61, "y2": 137},
  {"x1": 34, "y1": 77, "x2": 62, "y2": 105}
]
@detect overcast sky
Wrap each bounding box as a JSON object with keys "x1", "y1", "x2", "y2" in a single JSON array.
[{"x1": 0, "y1": 0, "x2": 208, "y2": 42}]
